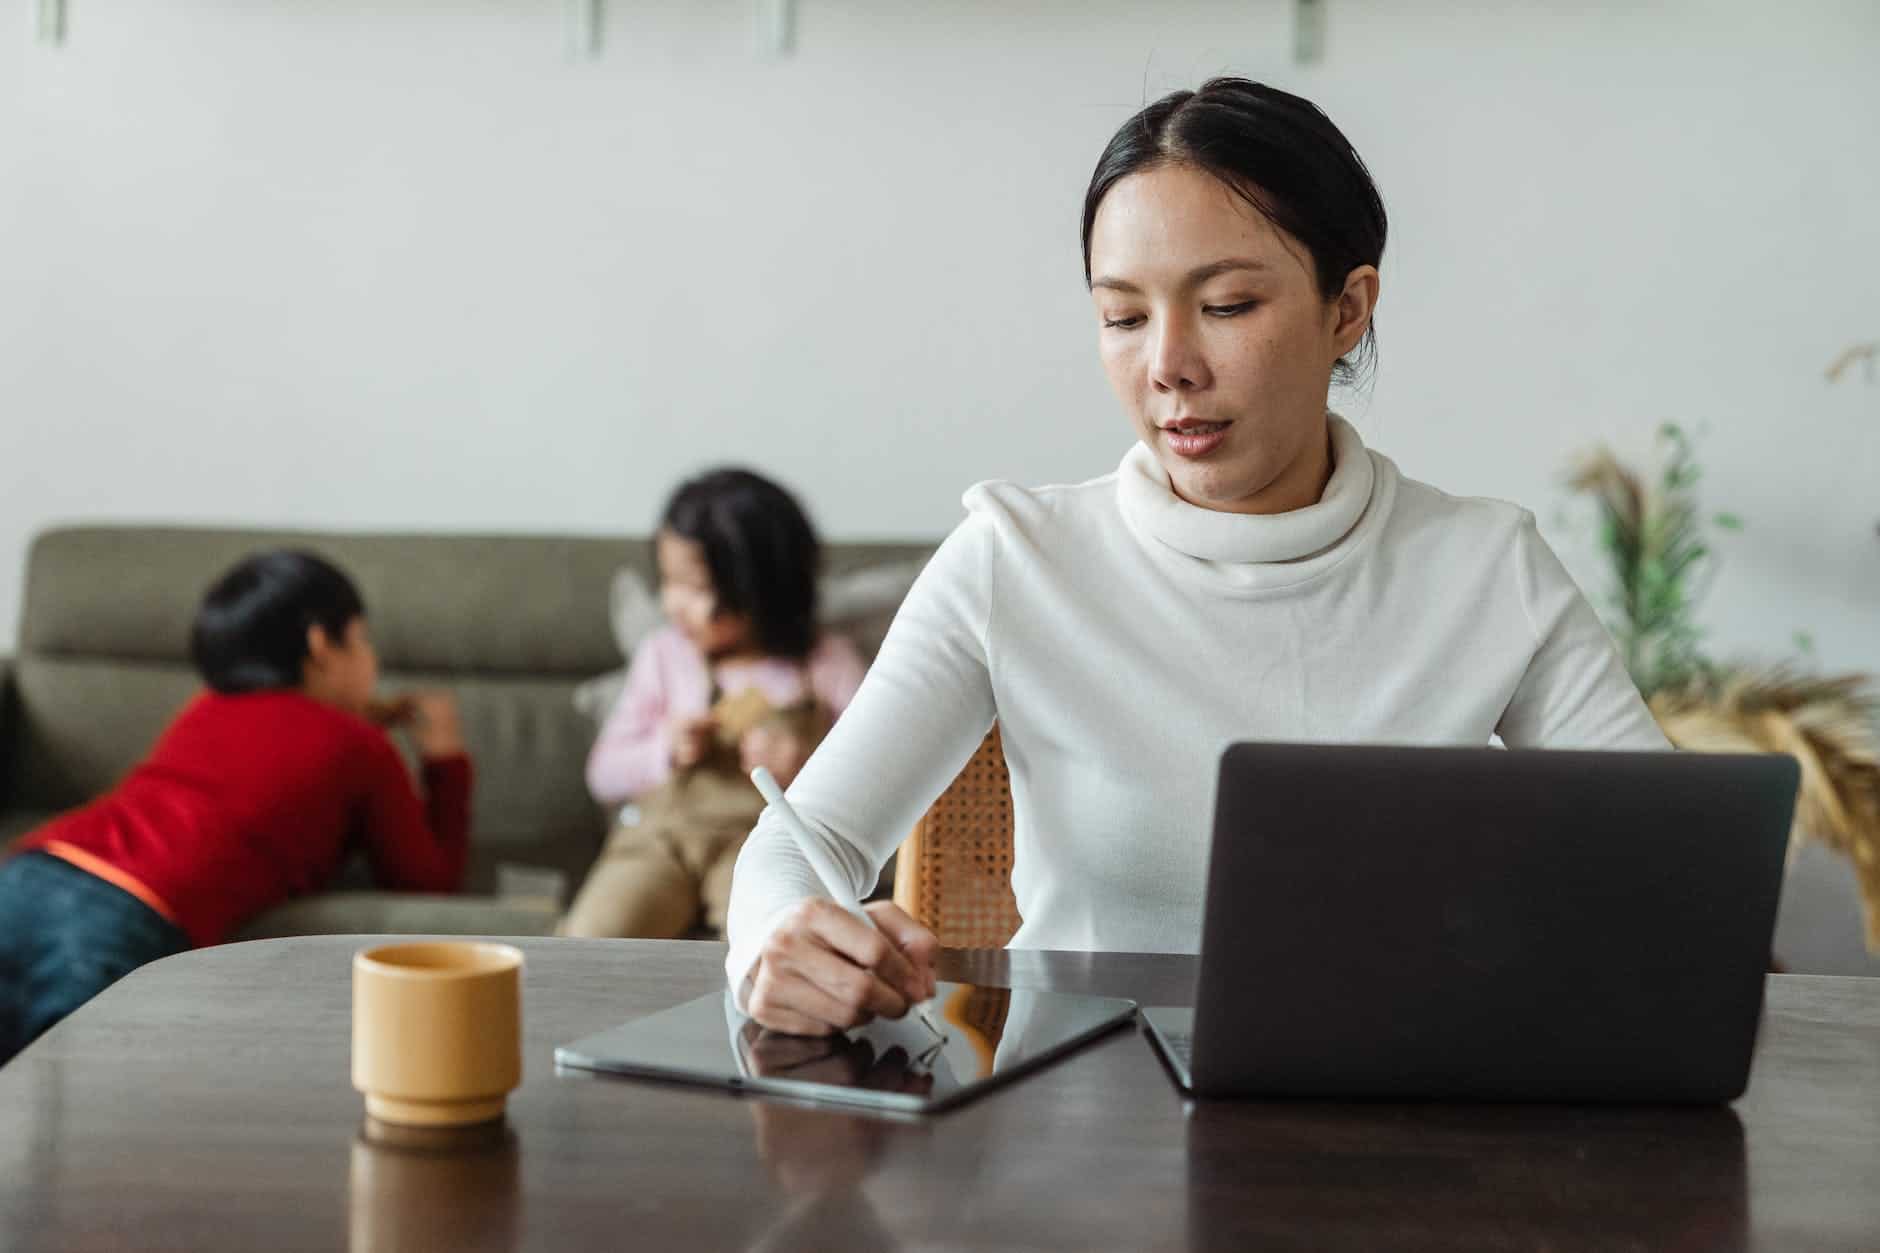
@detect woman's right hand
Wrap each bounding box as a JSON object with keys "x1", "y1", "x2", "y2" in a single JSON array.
[
  {"x1": 746, "y1": 899, "x2": 940, "y2": 1036},
  {"x1": 667, "y1": 714, "x2": 717, "y2": 770}
]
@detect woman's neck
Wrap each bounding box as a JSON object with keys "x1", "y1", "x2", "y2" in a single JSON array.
[
  {"x1": 1183, "y1": 425, "x2": 1335, "y2": 517},
  {"x1": 1115, "y1": 415, "x2": 1376, "y2": 566}
]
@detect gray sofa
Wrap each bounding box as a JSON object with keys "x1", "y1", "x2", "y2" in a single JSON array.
[{"x1": 0, "y1": 525, "x2": 931, "y2": 939}]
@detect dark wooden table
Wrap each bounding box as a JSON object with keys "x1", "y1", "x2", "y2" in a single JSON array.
[{"x1": 2, "y1": 939, "x2": 1877, "y2": 1251}]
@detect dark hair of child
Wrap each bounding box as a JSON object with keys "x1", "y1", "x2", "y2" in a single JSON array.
[
  {"x1": 189, "y1": 550, "x2": 366, "y2": 693},
  {"x1": 661, "y1": 468, "x2": 822, "y2": 660}
]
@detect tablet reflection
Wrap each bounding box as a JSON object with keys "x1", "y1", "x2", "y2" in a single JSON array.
[
  {"x1": 739, "y1": 1020, "x2": 940, "y2": 1101},
  {"x1": 348, "y1": 1118, "x2": 520, "y2": 1253}
]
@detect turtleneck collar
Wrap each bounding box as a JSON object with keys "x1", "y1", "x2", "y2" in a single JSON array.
[{"x1": 1114, "y1": 415, "x2": 1377, "y2": 571}]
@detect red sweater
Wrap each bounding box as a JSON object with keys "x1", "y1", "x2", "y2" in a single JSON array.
[{"x1": 16, "y1": 690, "x2": 471, "y2": 947}]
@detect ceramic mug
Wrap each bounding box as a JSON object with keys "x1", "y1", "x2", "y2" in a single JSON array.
[{"x1": 352, "y1": 941, "x2": 523, "y2": 1127}]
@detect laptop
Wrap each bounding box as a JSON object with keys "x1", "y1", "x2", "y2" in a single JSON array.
[{"x1": 1141, "y1": 743, "x2": 1799, "y2": 1103}]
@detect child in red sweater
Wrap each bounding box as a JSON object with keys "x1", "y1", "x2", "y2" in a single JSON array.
[{"x1": 0, "y1": 551, "x2": 472, "y2": 1066}]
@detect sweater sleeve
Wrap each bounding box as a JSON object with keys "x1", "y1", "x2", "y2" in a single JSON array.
[
  {"x1": 724, "y1": 509, "x2": 1001, "y2": 1006},
  {"x1": 357, "y1": 736, "x2": 472, "y2": 893},
  {"x1": 585, "y1": 632, "x2": 677, "y2": 805},
  {"x1": 1495, "y1": 513, "x2": 1670, "y2": 750}
]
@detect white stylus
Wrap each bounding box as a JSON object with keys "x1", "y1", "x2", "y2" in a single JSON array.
[{"x1": 749, "y1": 766, "x2": 944, "y2": 1041}]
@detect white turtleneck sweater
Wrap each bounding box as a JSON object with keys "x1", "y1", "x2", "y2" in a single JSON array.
[{"x1": 724, "y1": 419, "x2": 1668, "y2": 997}]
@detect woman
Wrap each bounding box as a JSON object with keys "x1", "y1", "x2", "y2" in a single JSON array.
[{"x1": 725, "y1": 78, "x2": 1667, "y2": 1035}]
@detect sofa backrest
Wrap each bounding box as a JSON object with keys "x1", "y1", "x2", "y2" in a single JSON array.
[{"x1": 8, "y1": 525, "x2": 933, "y2": 889}]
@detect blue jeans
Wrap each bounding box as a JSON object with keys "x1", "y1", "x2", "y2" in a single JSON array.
[{"x1": 0, "y1": 852, "x2": 190, "y2": 1066}]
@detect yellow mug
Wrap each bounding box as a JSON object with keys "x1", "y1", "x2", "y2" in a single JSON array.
[{"x1": 352, "y1": 941, "x2": 524, "y2": 1127}]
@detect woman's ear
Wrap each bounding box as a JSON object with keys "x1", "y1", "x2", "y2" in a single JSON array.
[{"x1": 1332, "y1": 264, "x2": 1381, "y2": 358}]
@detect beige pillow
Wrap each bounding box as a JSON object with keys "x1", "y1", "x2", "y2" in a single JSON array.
[
  {"x1": 819, "y1": 557, "x2": 929, "y2": 664},
  {"x1": 572, "y1": 559, "x2": 929, "y2": 727},
  {"x1": 570, "y1": 568, "x2": 664, "y2": 724}
]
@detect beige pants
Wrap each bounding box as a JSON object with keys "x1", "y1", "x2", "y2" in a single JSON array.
[{"x1": 558, "y1": 767, "x2": 765, "y2": 939}]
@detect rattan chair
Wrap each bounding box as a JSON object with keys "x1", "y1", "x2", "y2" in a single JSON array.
[{"x1": 892, "y1": 724, "x2": 1022, "y2": 948}]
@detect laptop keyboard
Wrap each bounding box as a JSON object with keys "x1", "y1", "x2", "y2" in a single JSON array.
[{"x1": 1163, "y1": 1031, "x2": 1194, "y2": 1065}]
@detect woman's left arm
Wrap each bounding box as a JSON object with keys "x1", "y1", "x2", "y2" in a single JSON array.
[{"x1": 1495, "y1": 514, "x2": 1670, "y2": 751}]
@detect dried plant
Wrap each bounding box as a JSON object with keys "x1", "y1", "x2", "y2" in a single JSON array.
[
  {"x1": 1651, "y1": 670, "x2": 1880, "y2": 952},
  {"x1": 1825, "y1": 342, "x2": 1878, "y2": 385},
  {"x1": 1568, "y1": 429, "x2": 1880, "y2": 952}
]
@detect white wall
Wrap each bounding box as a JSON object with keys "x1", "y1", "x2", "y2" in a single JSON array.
[{"x1": 3, "y1": 0, "x2": 1877, "y2": 675}]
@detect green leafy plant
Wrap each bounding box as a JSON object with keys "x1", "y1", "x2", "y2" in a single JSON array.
[{"x1": 1566, "y1": 422, "x2": 1742, "y2": 697}]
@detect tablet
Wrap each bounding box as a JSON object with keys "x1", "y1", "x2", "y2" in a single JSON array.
[{"x1": 555, "y1": 981, "x2": 1138, "y2": 1114}]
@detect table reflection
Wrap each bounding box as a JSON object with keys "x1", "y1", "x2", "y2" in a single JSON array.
[
  {"x1": 1181, "y1": 1095, "x2": 1748, "y2": 1251},
  {"x1": 737, "y1": 1022, "x2": 932, "y2": 1253}
]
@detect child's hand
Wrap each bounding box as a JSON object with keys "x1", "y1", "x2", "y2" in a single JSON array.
[
  {"x1": 668, "y1": 714, "x2": 717, "y2": 770},
  {"x1": 740, "y1": 724, "x2": 813, "y2": 789},
  {"x1": 364, "y1": 695, "x2": 416, "y2": 727},
  {"x1": 406, "y1": 691, "x2": 466, "y2": 759}
]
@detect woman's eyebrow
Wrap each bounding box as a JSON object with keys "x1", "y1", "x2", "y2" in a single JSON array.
[
  {"x1": 1187, "y1": 258, "x2": 1271, "y2": 282},
  {"x1": 1090, "y1": 258, "x2": 1272, "y2": 293}
]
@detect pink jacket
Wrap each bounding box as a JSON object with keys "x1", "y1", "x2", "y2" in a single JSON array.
[{"x1": 585, "y1": 626, "x2": 867, "y2": 805}]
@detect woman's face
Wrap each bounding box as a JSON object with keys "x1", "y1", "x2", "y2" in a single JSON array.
[
  {"x1": 656, "y1": 530, "x2": 754, "y2": 660},
  {"x1": 1087, "y1": 162, "x2": 1378, "y2": 514}
]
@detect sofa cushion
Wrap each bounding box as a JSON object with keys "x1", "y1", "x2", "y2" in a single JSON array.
[
  {"x1": 400, "y1": 670, "x2": 605, "y2": 888},
  {"x1": 0, "y1": 655, "x2": 15, "y2": 806},
  {"x1": 232, "y1": 891, "x2": 560, "y2": 940},
  {"x1": 12, "y1": 655, "x2": 199, "y2": 810},
  {"x1": 21, "y1": 527, "x2": 642, "y2": 677},
  {"x1": 0, "y1": 809, "x2": 55, "y2": 852},
  {"x1": 1773, "y1": 839, "x2": 1880, "y2": 975}
]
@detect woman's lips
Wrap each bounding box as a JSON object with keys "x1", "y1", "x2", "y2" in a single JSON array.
[{"x1": 1162, "y1": 421, "x2": 1230, "y2": 459}]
